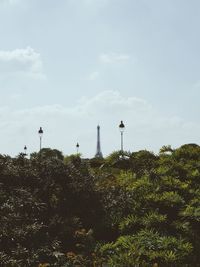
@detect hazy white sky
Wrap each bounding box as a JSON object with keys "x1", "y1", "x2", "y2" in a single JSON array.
[{"x1": 0, "y1": 0, "x2": 200, "y2": 157}]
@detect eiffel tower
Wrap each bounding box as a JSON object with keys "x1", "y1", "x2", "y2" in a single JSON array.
[{"x1": 95, "y1": 125, "x2": 103, "y2": 158}]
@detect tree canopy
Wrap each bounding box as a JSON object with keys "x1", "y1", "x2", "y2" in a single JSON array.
[{"x1": 0, "y1": 145, "x2": 200, "y2": 266}]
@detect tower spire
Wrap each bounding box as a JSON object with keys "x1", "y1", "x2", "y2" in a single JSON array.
[{"x1": 95, "y1": 125, "x2": 103, "y2": 158}]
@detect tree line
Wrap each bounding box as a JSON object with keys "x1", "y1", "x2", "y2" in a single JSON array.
[{"x1": 0, "y1": 144, "x2": 200, "y2": 266}]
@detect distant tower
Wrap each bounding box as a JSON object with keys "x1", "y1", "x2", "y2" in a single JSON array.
[{"x1": 95, "y1": 125, "x2": 103, "y2": 158}]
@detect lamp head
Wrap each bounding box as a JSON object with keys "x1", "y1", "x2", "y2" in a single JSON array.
[
  {"x1": 38, "y1": 127, "x2": 43, "y2": 137},
  {"x1": 119, "y1": 120, "x2": 125, "y2": 132}
]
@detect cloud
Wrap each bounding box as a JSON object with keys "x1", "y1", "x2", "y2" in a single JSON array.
[
  {"x1": 86, "y1": 71, "x2": 100, "y2": 81},
  {"x1": 8, "y1": 0, "x2": 20, "y2": 4},
  {"x1": 0, "y1": 47, "x2": 45, "y2": 79},
  {"x1": 99, "y1": 53, "x2": 130, "y2": 64},
  {"x1": 69, "y1": 0, "x2": 110, "y2": 8},
  {"x1": 194, "y1": 80, "x2": 200, "y2": 88},
  {"x1": 77, "y1": 91, "x2": 151, "y2": 117},
  {"x1": 0, "y1": 0, "x2": 21, "y2": 5},
  {"x1": 83, "y1": 0, "x2": 110, "y2": 6},
  {"x1": 0, "y1": 90, "x2": 199, "y2": 157}
]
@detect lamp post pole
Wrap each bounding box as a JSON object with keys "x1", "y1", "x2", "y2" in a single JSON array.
[
  {"x1": 38, "y1": 127, "x2": 43, "y2": 152},
  {"x1": 119, "y1": 121, "x2": 125, "y2": 153},
  {"x1": 24, "y1": 145, "x2": 27, "y2": 156}
]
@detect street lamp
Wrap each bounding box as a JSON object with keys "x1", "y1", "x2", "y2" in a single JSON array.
[
  {"x1": 76, "y1": 142, "x2": 79, "y2": 155},
  {"x1": 119, "y1": 120, "x2": 125, "y2": 152},
  {"x1": 24, "y1": 145, "x2": 27, "y2": 156},
  {"x1": 38, "y1": 127, "x2": 43, "y2": 151}
]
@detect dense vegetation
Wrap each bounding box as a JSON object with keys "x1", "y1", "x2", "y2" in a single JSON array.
[{"x1": 0, "y1": 144, "x2": 200, "y2": 266}]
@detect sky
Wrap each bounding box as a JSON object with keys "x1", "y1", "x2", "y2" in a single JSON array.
[{"x1": 0, "y1": 0, "x2": 200, "y2": 157}]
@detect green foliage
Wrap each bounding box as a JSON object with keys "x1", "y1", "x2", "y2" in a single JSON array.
[
  {"x1": 31, "y1": 147, "x2": 64, "y2": 161},
  {"x1": 1, "y1": 144, "x2": 200, "y2": 266},
  {"x1": 99, "y1": 230, "x2": 193, "y2": 267},
  {"x1": 159, "y1": 145, "x2": 174, "y2": 154}
]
